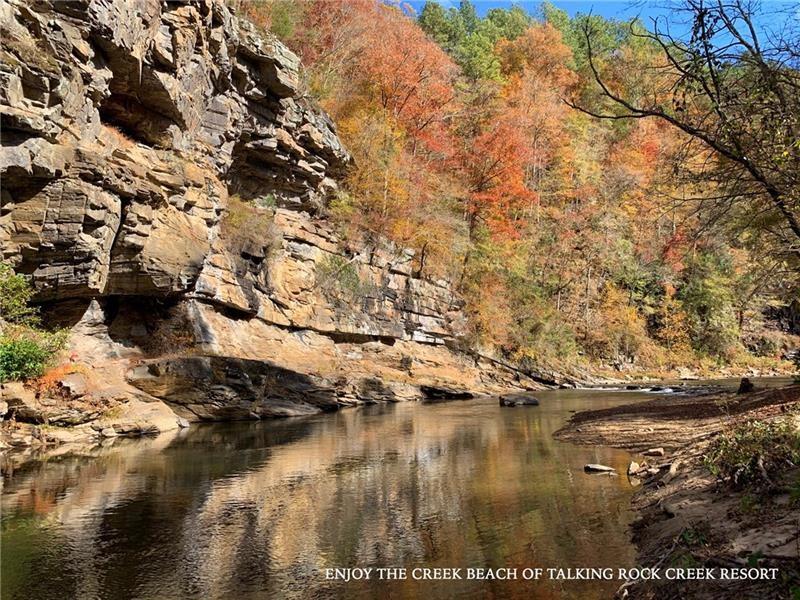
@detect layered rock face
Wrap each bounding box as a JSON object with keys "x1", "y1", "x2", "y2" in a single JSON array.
[
  {"x1": 1, "y1": 0, "x2": 347, "y2": 299},
  {"x1": 1, "y1": 0, "x2": 530, "y2": 424}
]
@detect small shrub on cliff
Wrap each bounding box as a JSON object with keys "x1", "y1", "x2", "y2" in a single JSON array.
[
  {"x1": 316, "y1": 254, "x2": 377, "y2": 300},
  {"x1": 704, "y1": 417, "x2": 800, "y2": 487},
  {"x1": 0, "y1": 262, "x2": 39, "y2": 325},
  {"x1": 0, "y1": 337, "x2": 52, "y2": 381},
  {"x1": 0, "y1": 263, "x2": 67, "y2": 382},
  {"x1": 235, "y1": 0, "x2": 304, "y2": 42},
  {"x1": 220, "y1": 195, "x2": 281, "y2": 263}
]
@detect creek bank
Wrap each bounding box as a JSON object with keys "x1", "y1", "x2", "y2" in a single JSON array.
[{"x1": 555, "y1": 384, "x2": 800, "y2": 599}]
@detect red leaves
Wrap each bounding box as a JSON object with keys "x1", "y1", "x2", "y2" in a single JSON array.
[
  {"x1": 663, "y1": 228, "x2": 689, "y2": 272},
  {"x1": 465, "y1": 114, "x2": 538, "y2": 238},
  {"x1": 292, "y1": 0, "x2": 458, "y2": 158}
]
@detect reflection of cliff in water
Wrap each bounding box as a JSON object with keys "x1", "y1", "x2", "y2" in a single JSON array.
[{"x1": 2, "y1": 394, "x2": 638, "y2": 600}]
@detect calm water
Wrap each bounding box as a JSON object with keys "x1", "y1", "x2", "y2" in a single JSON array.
[{"x1": 3, "y1": 383, "x2": 766, "y2": 600}]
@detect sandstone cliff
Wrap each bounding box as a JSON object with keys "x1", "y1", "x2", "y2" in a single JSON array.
[{"x1": 0, "y1": 0, "x2": 536, "y2": 437}]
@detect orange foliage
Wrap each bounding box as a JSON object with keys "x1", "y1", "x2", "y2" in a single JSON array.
[
  {"x1": 237, "y1": 2, "x2": 771, "y2": 369},
  {"x1": 356, "y1": 8, "x2": 458, "y2": 154},
  {"x1": 498, "y1": 23, "x2": 575, "y2": 88},
  {"x1": 463, "y1": 107, "x2": 538, "y2": 238},
  {"x1": 31, "y1": 363, "x2": 87, "y2": 397}
]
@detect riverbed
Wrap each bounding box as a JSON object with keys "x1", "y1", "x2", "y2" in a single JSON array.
[{"x1": 2, "y1": 384, "x2": 762, "y2": 600}]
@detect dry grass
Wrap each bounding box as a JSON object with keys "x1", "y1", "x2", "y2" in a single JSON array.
[{"x1": 220, "y1": 194, "x2": 281, "y2": 261}]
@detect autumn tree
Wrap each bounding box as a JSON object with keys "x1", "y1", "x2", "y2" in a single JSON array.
[{"x1": 571, "y1": 0, "x2": 800, "y2": 262}]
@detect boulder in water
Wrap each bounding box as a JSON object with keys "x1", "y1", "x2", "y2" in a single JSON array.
[
  {"x1": 499, "y1": 393, "x2": 540, "y2": 407},
  {"x1": 421, "y1": 385, "x2": 474, "y2": 403}
]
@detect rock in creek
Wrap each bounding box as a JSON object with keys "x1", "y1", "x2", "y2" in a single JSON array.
[
  {"x1": 420, "y1": 385, "x2": 475, "y2": 403},
  {"x1": 737, "y1": 377, "x2": 756, "y2": 394},
  {"x1": 643, "y1": 447, "x2": 665, "y2": 457},
  {"x1": 499, "y1": 393, "x2": 540, "y2": 407},
  {"x1": 584, "y1": 464, "x2": 616, "y2": 473}
]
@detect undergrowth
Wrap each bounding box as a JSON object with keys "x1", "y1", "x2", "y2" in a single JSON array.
[{"x1": 704, "y1": 415, "x2": 800, "y2": 487}]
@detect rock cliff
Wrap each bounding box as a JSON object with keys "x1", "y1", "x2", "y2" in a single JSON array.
[{"x1": 0, "y1": 0, "x2": 533, "y2": 433}]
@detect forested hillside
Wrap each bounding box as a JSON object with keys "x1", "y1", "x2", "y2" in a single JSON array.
[{"x1": 238, "y1": 0, "x2": 799, "y2": 377}]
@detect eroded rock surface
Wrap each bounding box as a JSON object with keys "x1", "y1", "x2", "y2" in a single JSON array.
[{"x1": 1, "y1": 0, "x2": 348, "y2": 300}]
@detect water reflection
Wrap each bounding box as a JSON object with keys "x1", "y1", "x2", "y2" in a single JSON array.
[{"x1": 2, "y1": 390, "x2": 644, "y2": 599}]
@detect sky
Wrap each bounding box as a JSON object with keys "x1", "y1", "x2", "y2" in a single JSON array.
[{"x1": 405, "y1": 0, "x2": 800, "y2": 37}]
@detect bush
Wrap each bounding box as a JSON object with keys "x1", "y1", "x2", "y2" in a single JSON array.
[
  {"x1": 0, "y1": 262, "x2": 39, "y2": 325},
  {"x1": 704, "y1": 417, "x2": 800, "y2": 487},
  {"x1": 0, "y1": 337, "x2": 52, "y2": 381},
  {"x1": 0, "y1": 264, "x2": 67, "y2": 382}
]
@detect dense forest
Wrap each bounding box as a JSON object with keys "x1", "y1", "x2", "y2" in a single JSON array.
[{"x1": 237, "y1": 0, "x2": 799, "y2": 377}]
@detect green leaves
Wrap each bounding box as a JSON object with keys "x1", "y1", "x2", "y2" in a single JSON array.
[
  {"x1": 455, "y1": 29, "x2": 503, "y2": 81},
  {"x1": 0, "y1": 337, "x2": 51, "y2": 381},
  {"x1": 0, "y1": 262, "x2": 39, "y2": 325},
  {"x1": 418, "y1": 1, "x2": 532, "y2": 81},
  {"x1": 0, "y1": 263, "x2": 67, "y2": 382},
  {"x1": 316, "y1": 255, "x2": 377, "y2": 302},
  {"x1": 704, "y1": 416, "x2": 800, "y2": 487},
  {"x1": 678, "y1": 252, "x2": 739, "y2": 358}
]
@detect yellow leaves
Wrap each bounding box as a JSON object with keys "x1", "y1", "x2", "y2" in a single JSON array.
[
  {"x1": 467, "y1": 274, "x2": 515, "y2": 348},
  {"x1": 653, "y1": 289, "x2": 692, "y2": 357},
  {"x1": 338, "y1": 109, "x2": 409, "y2": 211},
  {"x1": 581, "y1": 283, "x2": 652, "y2": 361}
]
